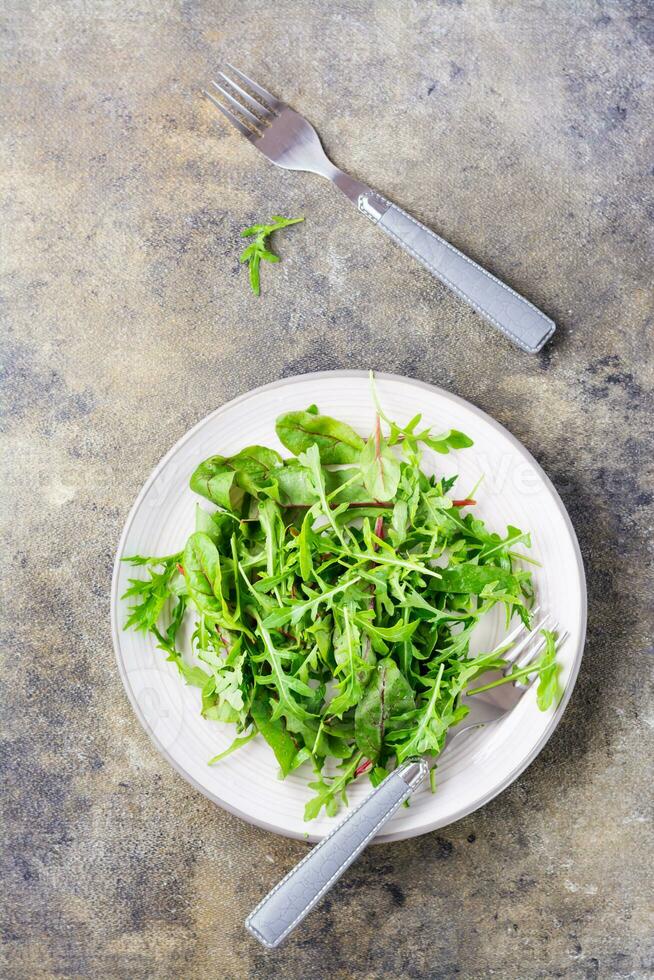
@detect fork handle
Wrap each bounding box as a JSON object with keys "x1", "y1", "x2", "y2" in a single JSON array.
[
  {"x1": 245, "y1": 758, "x2": 429, "y2": 949},
  {"x1": 357, "y1": 191, "x2": 555, "y2": 353}
]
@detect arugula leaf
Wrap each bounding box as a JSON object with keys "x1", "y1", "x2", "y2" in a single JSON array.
[
  {"x1": 255, "y1": 620, "x2": 318, "y2": 728},
  {"x1": 239, "y1": 215, "x2": 304, "y2": 295},
  {"x1": 122, "y1": 554, "x2": 180, "y2": 632},
  {"x1": 466, "y1": 630, "x2": 563, "y2": 703},
  {"x1": 429, "y1": 563, "x2": 522, "y2": 596},
  {"x1": 250, "y1": 694, "x2": 299, "y2": 776},
  {"x1": 422, "y1": 430, "x2": 474, "y2": 454},
  {"x1": 201, "y1": 653, "x2": 246, "y2": 722},
  {"x1": 328, "y1": 607, "x2": 374, "y2": 718},
  {"x1": 298, "y1": 510, "x2": 314, "y2": 582},
  {"x1": 150, "y1": 595, "x2": 210, "y2": 690},
  {"x1": 304, "y1": 753, "x2": 362, "y2": 821},
  {"x1": 209, "y1": 729, "x2": 257, "y2": 765},
  {"x1": 389, "y1": 665, "x2": 447, "y2": 763},
  {"x1": 258, "y1": 498, "x2": 284, "y2": 578},
  {"x1": 353, "y1": 611, "x2": 419, "y2": 654},
  {"x1": 261, "y1": 576, "x2": 362, "y2": 629},
  {"x1": 536, "y1": 629, "x2": 562, "y2": 710}
]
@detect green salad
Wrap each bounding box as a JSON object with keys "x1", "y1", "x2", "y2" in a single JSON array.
[{"x1": 123, "y1": 379, "x2": 560, "y2": 820}]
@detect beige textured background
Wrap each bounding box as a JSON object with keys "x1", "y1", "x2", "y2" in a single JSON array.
[{"x1": 2, "y1": 1, "x2": 653, "y2": 978}]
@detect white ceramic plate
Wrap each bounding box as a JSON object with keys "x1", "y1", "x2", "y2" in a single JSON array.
[{"x1": 111, "y1": 371, "x2": 586, "y2": 843}]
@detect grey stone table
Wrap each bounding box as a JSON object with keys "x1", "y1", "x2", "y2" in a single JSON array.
[{"x1": 2, "y1": 2, "x2": 652, "y2": 977}]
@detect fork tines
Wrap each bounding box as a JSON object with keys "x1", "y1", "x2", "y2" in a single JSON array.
[
  {"x1": 505, "y1": 614, "x2": 568, "y2": 685},
  {"x1": 203, "y1": 63, "x2": 280, "y2": 141}
]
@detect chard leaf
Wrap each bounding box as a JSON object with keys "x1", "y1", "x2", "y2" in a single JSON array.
[
  {"x1": 183, "y1": 532, "x2": 220, "y2": 598},
  {"x1": 359, "y1": 431, "x2": 401, "y2": 501},
  {"x1": 276, "y1": 410, "x2": 365, "y2": 464},
  {"x1": 276, "y1": 462, "x2": 317, "y2": 506},
  {"x1": 190, "y1": 456, "x2": 237, "y2": 509},
  {"x1": 229, "y1": 445, "x2": 284, "y2": 496},
  {"x1": 195, "y1": 504, "x2": 217, "y2": 537},
  {"x1": 354, "y1": 658, "x2": 415, "y2": 759}
]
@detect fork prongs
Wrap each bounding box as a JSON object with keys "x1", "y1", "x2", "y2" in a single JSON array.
[
  {"x1": 217, "y1": 71, "x2": 274, "y2": 119},
  {"x1": 490, "y1": 605, "x2": 541, "y2": 662},
  {"x1": 490, "y1": 609, "x2": 564, "y2": 677},
  {"x1": 210, "y1": 80, "x2": 263, "y2": 129},
  {"x1": 501, "y1": 608, "x2": 550, "y2": 667},
  {"x1": 224, "y1": 62, "x2": 282, "y2": 112},
  {"x1": 466, "y1": 616, "x2": 566, "y2": 699},
  {"x1": 203, "y1": 88, "x2": 257, "y2": 141},
  {"x1": 204, "y1": 64, "x2": 282, "y2": 141},
  {"x1": 511, "y1": 623, "x2": 569, "y2": 689}
]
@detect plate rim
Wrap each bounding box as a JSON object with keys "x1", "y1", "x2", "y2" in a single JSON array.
[{"x1": 110, "y1": 369, "x2": 587, "y2": 843}]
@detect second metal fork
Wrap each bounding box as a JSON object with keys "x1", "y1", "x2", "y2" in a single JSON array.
[
  {"x1": 245, "y1": 615, "x2": 566, "y2": 948},
  {"x1": 204, "y1": 64, "x2": 556, "y2": 354}
]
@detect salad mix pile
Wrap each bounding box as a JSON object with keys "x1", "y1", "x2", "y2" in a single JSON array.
[{"x1": 123, "y1": 382, "x2": 559, "y2": 820}]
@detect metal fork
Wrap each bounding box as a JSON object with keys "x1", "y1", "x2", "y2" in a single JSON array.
[
  {"x1": 245, "y1": 615, "x2": 566, "y2": 949},
  {"x1": 204, "y1": 65, "x2": 556, "y2": 354},
  {"x1": 453, "y1": 608, "x2": 565, "y2": 732}
]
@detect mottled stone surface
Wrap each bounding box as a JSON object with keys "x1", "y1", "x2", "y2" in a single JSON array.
[{"x1": 2, "y1": 1, "x2": 653, "y2": 977}]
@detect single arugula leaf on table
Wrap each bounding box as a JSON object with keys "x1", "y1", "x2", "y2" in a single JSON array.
[{"x1": 239, "y1": 215, "x2": 304, "y2": 295}]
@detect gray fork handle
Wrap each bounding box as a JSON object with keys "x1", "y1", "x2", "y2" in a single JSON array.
[
  {"x1": 245, "y1": 758, "x2": 429, "y2": 948},
  {"x1": 358, "y1": 191, "x2": 555, "y2": 354}
]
